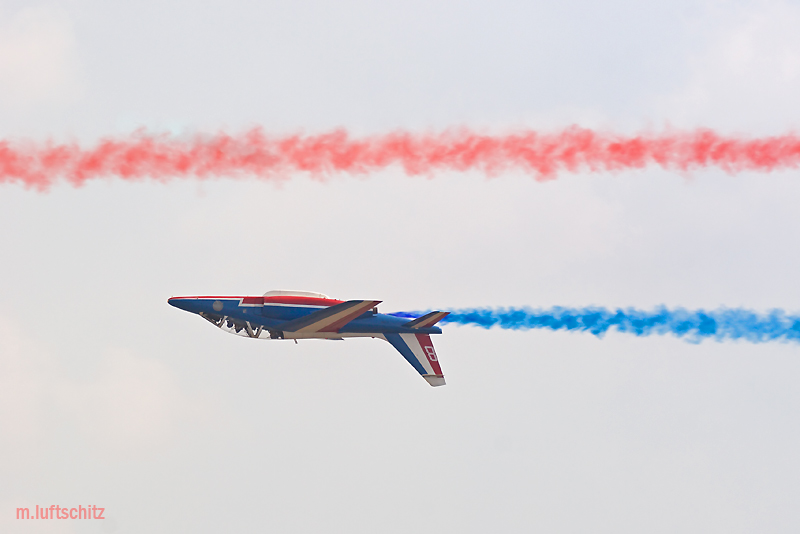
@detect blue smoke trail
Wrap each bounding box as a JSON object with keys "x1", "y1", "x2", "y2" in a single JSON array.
[{"x1": 390, "y1": 307, "x2": 800, "y2": 343}]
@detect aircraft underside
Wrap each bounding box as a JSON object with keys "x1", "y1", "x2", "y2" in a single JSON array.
[{"x1": 200, "y1": 312, "x2": 381, "y2": 340}]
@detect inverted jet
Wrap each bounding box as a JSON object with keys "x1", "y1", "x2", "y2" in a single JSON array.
[{"x1": 168, "y1": 290, "x2": 449, "y2": 386}]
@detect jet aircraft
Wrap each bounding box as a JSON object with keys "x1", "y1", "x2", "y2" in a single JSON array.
[{"x1": 168, "y1": 290, "x2": 449, "y2": 386}]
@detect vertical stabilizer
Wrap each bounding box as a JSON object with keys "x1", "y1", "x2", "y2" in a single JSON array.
[{"x1": 384, "y1": 333, "x2": 446, "y2": 387}]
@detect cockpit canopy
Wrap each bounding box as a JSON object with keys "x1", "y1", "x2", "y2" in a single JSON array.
[{"x1": 263, "y1": 290, "x2": 331, "y2": 299}]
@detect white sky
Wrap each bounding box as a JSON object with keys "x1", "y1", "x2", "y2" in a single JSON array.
[{"x1": 2, "y1": 1, "x2": 800, "y2": 532}]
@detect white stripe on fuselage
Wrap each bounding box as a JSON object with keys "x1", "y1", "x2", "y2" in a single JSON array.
[{"x1": 282, "y1": 332, "x2": 385, "y2": 340}]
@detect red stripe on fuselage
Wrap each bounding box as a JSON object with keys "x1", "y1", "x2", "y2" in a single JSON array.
[{"x1": 167, "y1": 296, "x2": 344, "y2": 307}]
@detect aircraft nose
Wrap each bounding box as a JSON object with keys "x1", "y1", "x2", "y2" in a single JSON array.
[{"x1": 168, "y1": 297, "x2": 195, "y2": 312}]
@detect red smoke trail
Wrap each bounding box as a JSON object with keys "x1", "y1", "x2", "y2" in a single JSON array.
[{"x1": 2, "y1": 127, "x2": 800, "y2": 189}]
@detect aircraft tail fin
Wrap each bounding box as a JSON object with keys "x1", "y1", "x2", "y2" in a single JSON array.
[
  {"x1": 384, "y1": 333, "x2": 445, "y2": 387},
  {"x1": 402, "y1": 311, "x2": 450, "y2": 329}
]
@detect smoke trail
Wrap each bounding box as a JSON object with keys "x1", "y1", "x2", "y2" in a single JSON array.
[
  {"x1": 391, "y1": 307, "x2": 800, "y2": 343},
  {"x1": 3, "y1": 127, "x2": 800, "y2": 189}
]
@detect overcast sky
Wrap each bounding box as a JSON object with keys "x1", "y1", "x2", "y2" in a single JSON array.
[{"x1": 2, "y1": 1, "x2": 800, "y2": 532}]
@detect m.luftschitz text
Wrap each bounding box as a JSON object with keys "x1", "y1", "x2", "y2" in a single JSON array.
[{"x1": 16, "y1": 505, "x2": 105, "y2": 520}]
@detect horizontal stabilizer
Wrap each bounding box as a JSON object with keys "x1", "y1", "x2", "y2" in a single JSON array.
[
  {"x1": 403, "y1": 311, "x2": 450, "y2": 329},
  {"x1": 279, "y1": 300, "x2": 381, "y2": 333}
]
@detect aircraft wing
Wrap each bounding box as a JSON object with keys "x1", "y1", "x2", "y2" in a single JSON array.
[{"x1": 279, "y1": 300, "x2": 381, "y2": 333}]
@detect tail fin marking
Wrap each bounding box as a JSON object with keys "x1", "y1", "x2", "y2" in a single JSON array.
[{"x1": 384, "y1": 333, "x2": 445, "y2": 387}]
